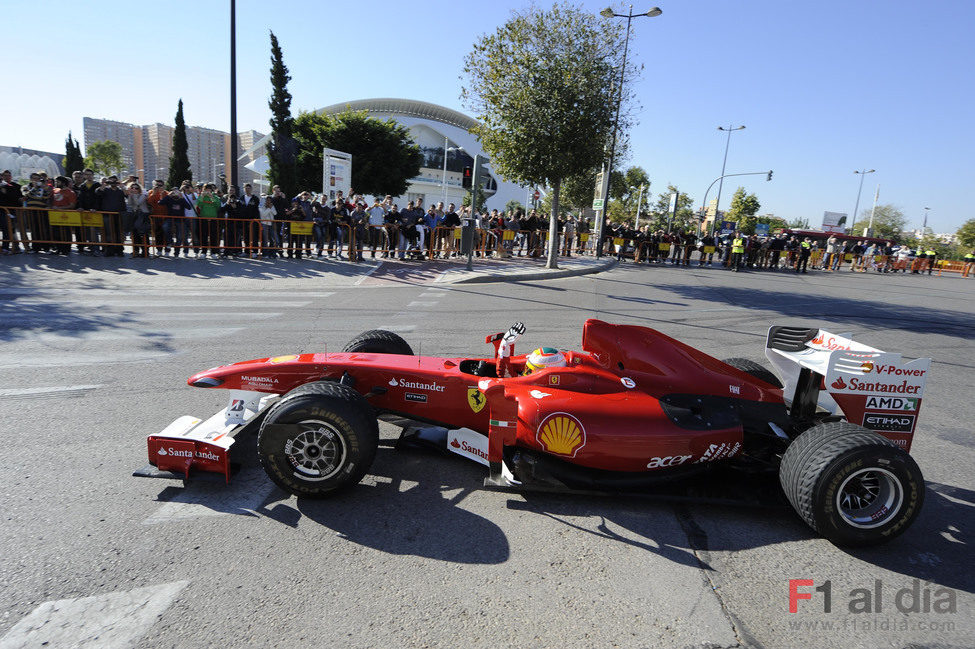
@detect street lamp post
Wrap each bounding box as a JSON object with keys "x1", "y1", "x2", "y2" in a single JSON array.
[
  {"x1": 229, "y1": 0, "x2": 238, "y2": 189},
  {"x1": 632, "y1": 184, "x2": 645, "y2": 230},
  {"x1": 849, "y1": 169, "x2": 875, "y2": 235},
  {"x1": 595, "y1": 5, "x2": 662, "y2": 258},
  {"x1": 452, "y1": 145, "x2": 488, "y2": 271},
  {"x1": 441, "y1": 136, "x2": 449, "y2": 205},
  {"x1": 713, "y1": 124, "x2": 745, "y2": 233},
  {"x1": 923, "y1": 206, "x2": 930, "y2": 231}
]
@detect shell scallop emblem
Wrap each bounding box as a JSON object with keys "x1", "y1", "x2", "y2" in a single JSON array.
[
  {"x1": 269, "y1": 354, "x2": 299, "y2": 364},
  {"x1": 536, "y1": 413, "x2": 586, "y2": 457}
]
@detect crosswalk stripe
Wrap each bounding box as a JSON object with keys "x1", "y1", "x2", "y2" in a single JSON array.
[
  {"x1": 0, "y1": 385, "x2": 102, "y2": 399},
  {"x1": 406, "y1": 301, "x2": 438, "y2": 308},
  {"x1": 143, "y1": 468, "x2": 273, "y2": 524},
  {"x1": 0, "y1": 580, "x2": 188, "y2": 649},
  {"x1": 7, "y1": 300, "x2": 313, "y2": 308},
  {"x1": 0, "y1": 312, "x2": 282, "y2": 323},
  {"x1": 0, "y1": 350, "x2": 176, "y2": 370}
]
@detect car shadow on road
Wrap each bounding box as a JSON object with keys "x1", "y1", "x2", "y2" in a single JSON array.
[
  {"x1": 651, "y1": 284, "x2": 975, "y2": 340},
  {"x1": 843, "y1": 481, "x2": 974, "y2": 595},
  {"x1": 260, "y1": 447, "x2": 511, "y2": 565}
]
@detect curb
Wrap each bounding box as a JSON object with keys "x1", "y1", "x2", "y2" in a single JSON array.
[{"x1": 452, "y1": 259, "x2": 618, "y2": 284}]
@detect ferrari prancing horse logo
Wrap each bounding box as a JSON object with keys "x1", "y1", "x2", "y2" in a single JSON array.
[{"x1": 467, "y1": 387, "x2": 486, "y2": 413}]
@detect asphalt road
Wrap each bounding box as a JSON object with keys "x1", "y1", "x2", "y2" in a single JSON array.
[{"x1": 0, "y1": 258, "x2": 972, "y2": 649}]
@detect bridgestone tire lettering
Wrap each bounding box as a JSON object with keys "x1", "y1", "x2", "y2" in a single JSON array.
[
  {"x1": 258, "y1": 381, "x2": 378, "y2": 498},
  {"x1": 779, "y1": 422, "x2": 924, "y2": 547}
]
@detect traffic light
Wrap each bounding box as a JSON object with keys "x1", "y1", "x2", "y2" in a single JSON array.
[
  {"x1": 462, "y1": 166, "x2": 473, "y2": 189},
  {"x1": 767, "y1": 170, "x2": 773, "y2": 181}
]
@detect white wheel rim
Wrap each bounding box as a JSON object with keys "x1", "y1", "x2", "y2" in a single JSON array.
[
  {"x1": 836, "y1": 467, "x2": 903, "y2": 529},
  {"x1": 283, "y1": 419, "x2": 347, "y2": 481}
]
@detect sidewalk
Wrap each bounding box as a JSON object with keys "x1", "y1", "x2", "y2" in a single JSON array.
[{"x1": 0, "y1": 251, "x2": 617, "y2": 291}]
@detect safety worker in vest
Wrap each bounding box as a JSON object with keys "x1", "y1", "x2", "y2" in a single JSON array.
[
  {"x1": 730, "y1": 235, "x2": 745, "y2": 272},
  {"x1": 924, "y1": 248, "x2": 937, "y2": 275},
  {"x1": 963, "y1": 250, "x2": 974, "y2": 277},
  {"x1": 796, "y1": 238, "x2": 812, "y2": 274}
]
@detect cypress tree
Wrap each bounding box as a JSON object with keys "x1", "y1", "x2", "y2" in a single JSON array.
[
  {"x1": 168, "y1": 99, "x2": 192, "y2": 187},
  {"x1": 63, "y1": 131, "x2": 84, "y2": 175},
  {"x1": 267, "y1": 31, "x2": 297, "y2": 197}
]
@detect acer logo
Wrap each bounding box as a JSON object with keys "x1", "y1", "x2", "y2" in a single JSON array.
[{"x1": 647, "y1": 454, "x2": 692, "y2": 469}]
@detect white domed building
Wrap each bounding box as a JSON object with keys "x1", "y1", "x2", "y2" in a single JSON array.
[{"x1": 314, "y1": 99, "x2": 530, "y2": 210}]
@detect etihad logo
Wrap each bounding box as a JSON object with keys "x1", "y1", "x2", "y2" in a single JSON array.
[
  {"x1": 388, "y1": 377, "x2": 445, "y2": 392},
  {"x1": 536, "y1": 413, "x2": 586, "y2": 457}
]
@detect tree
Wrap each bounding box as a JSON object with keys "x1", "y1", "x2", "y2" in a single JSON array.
[
  {"x1": 857, "y1": 204, "x2": 907, "y2": 239},
  {"x1": 462, "y1": 185, "x2": 488, "y2": 212},
  {"x1": 167, "y1": 99, "x2": 191, "y2": 187},
  {"x1": 293, "y1": 109, "x2": 422, "y2": 196},
  {"x1": 557, "y1": 170, "x2": 600, "y2": 211},
  {"x1": 83, "y1": 140, "x2": 124, "y2": 177},
  {"x1": 462, "y1": 2, "x2": 631, "y2": 269},
  {"x1": 267, "y1": 31, "x2": 297, "y2": 197},
  {"x1": 648, "y1": 185, "x2": 694, "y2": 231},
  {"x1": 786, "y1": 217, "x2": 810, "y2": 229},
  {"x1": 957, "y1": 218, "x2": 975, "y2": 248},
  {"x1": 607, "y1": 166, "x2": 651, "y2": 224},
  {"x1": 63, "y1": 131, "x2": 84, "y2": 176},
  {"x1": 504, "y1": 199, "x2": 525, "y2": 213},
  {"x1": 725, "y1": 187, "x2": 761, "y2": 233}
]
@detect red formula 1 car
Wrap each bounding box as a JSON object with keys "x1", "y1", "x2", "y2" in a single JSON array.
[{"x1": 135, "y1": 320, "x2": 931, "y2": 546}]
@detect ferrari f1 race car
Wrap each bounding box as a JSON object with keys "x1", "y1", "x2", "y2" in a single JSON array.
[{"x1": 135, "y1": 319, "x2": 932, "y2": 547}]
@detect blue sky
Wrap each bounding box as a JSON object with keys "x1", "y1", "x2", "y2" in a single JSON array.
[{"x1": 4, "y1": 0, "x2": 972, "y2": 232}]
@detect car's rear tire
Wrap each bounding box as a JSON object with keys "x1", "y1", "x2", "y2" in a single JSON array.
[
  {"x1": 342, "y1": 329, "x2": 414, "y2": 355},
  {"x1": 258, "y1": 381, "x2": 378, "y2": 498},
  {"x1": 779, "y1": 422, "x2": 924, "y2": 546},
  {"x1": 722, "y1": 357, "x2": 783, "y2": 388}
]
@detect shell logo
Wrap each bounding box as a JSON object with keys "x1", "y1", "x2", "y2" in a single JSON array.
[
  {"x1": 269, "y1": 354, "x2": 299, "y2": 364},
  {"x1": 536, "y1": 413, "x2": 586, "y2": 457},
  {"x1": 860, "y1": 361, "x2": 874, "y2": 374}
]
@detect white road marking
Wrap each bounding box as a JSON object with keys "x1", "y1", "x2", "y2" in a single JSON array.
[
  {"x1": 0, "y1": 312, "x2": 282, "y2": 323},
  {"x1": 406, "y1": 301, "x2": 438, "y2": 308},
  {"x1": 353, "y1": 262, "x2": 383, "y2": 285},
  {"x1": 0, "y1": 350, "x2": 176, "y2": 370},
  {"x1": 9, "y1": 300, "x2": 313, "y2": 308},
  {"x1": 34, "y1": 327, "x2": 244, "y2": 344},
  {"x1": 419, "y1": 289, "x2": 447, "y2": 297},
  {"x1": 143, "y1": 468, "x2": 273, "y2": 524},
  {"x1": 0, "y1": 385, "x2": 102, "y2": 399},
  {"x1": 383, "y1": 325, "x2": 416, "y2": 333},
  {"x1": 391, "y1": 311, "x2": 411, "y2": 318},
  {"x1": 0, "y1": 580, "x2": 188, "y2": 649}
]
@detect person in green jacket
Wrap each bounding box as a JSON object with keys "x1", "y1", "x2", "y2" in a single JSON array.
[
  {"x1": 730, "y1": 235, "x2": 745, "y2": 272},
  {"x1": 195, "y1": 183, "x2": 221, "y2": 257}
]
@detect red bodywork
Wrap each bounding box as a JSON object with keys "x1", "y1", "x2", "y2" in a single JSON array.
[{"x1": 184, "y1": 320, "x2": 785, "y2": 473}]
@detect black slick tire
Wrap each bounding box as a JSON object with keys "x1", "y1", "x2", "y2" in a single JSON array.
[
  {"x1": 779, "y1": 422, "x2": 924, "y2": 546},
  {"x1": 258, "y1": 381, "x2": 378, "y2": 498},
  {"x1": 342, "y1": 329, "x2": 414, "y2": 355},
  {"x1": 722, "y1": 357, "x2": 783, "y2": 388}
]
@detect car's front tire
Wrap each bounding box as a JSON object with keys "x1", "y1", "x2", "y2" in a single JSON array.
[
  {"x1": 258, "y1": 381, "x2": 378, "y2": 498},
  {"x1": 779, "y1": 422, "x2": 924, "y2": 546},
  {"x1": 342, "y1": 329, "x2": 414, "y2": 355}
]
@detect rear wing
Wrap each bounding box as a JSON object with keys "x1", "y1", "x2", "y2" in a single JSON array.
[{"x1": 764, "y1": 326, "x2": 931, "y2": 451}]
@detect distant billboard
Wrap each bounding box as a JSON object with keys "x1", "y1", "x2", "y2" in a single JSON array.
[
  {"x1": 720, "y1": 220, "x2": 737, "y2": 235},
  {"x1": 323, "y1": 148, "x2": 352, "y2": 201},
  {"x1": 755, "y1": 223, "x2": 770, "y2": 236},
  {"x1": 823, "y1": 211, "x2": 847, "y2": 234}
]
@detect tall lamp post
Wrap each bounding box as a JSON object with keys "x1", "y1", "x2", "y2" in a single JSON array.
[
  {"x1": 713, "y1": 124, "x2": 745, "y2": 233},
  {"x1": 922, "y1": 206, "x2": 930, "y2": 231},
  {"x1": 229, "y1": 0, "x2": 238, "y2": 189},
  {"x1": 632, "y1": 184, "x2": 645, "y2": 230},
  {"x1": 595, "y1": 5, "x2": 662, "y2": 258},
  {"x1": 849, "y1": 168, "x2": 875, "y2": 235}
]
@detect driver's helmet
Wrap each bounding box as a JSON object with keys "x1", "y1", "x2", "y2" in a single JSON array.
[{"x1": 523, "y1": 347, "x2": 567, "y2": 375}]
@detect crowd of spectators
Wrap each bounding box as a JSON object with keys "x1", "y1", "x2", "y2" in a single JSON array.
[{"x1": 0, "y1": 169, "x2": 969, "y2": 277}]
